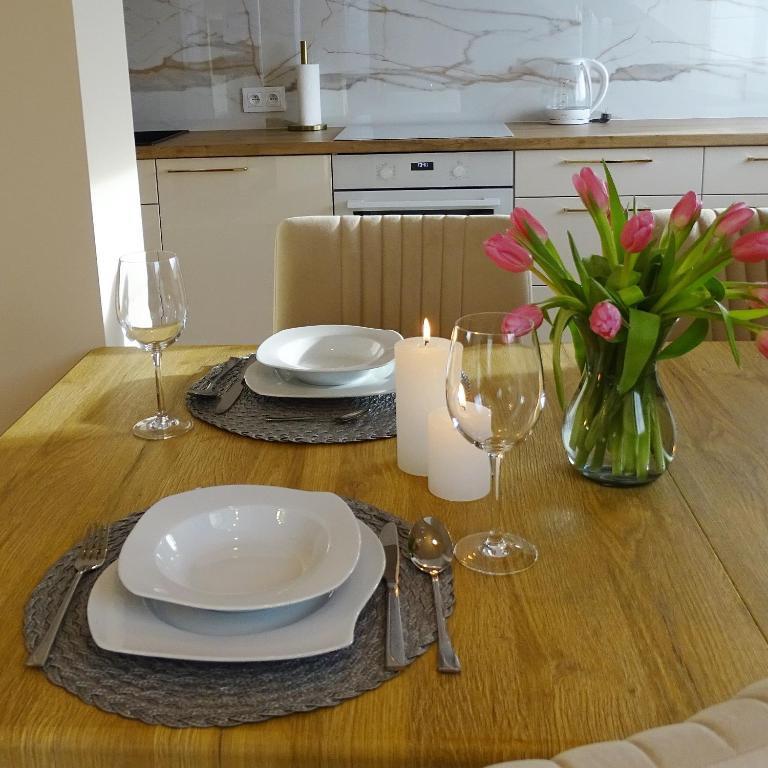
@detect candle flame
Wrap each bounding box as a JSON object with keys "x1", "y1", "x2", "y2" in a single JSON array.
[{"x1": 422, "y1": 318, "x2": 431, "y2": 346}]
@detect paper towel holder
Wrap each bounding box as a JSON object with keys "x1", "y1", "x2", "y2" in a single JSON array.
[{"x1": 288, "y1": 40, "x2": 327, "y2": 132}]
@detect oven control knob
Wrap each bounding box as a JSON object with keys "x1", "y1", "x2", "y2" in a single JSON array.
[
  {"x1": 377, "y1": 164, "x2": 395, "y2": 180},
  {"x1": 451, "y1": 163, "x2": 468, "y2": 179}
]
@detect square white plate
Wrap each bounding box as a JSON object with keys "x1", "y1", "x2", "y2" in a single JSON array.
[
  {"x1": 88, "y1": 521, "x2": 384, "y2": 662},
  {"x1": 118, "y1": 485, "x2": 361, "y2": 611}
]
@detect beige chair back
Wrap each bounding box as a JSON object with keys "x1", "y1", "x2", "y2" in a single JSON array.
[
  {"x1": 273, "y1": 215, "x2": 530, "y2": 338},
  {"x1": 653, "y1": 208, "x2": 768, "y2": 340}
]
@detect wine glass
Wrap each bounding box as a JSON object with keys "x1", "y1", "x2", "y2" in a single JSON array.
[
  {"x1": 446, "y1": 312, "x2": 545, "y2": 575},
  {"x1": 116, "y1": 250, "x2": 192, "y2": 440}
]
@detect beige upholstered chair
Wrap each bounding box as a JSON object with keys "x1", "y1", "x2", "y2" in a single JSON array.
[
  {"x1": 273, "y1": 215, "x2": 529, "y2": 338},
  {"x1": 485, "y1": 677, "x2": 768, "y2": 768},
  {"x1": 652, "y1": 208, "x2": 768, "y2": 340}
]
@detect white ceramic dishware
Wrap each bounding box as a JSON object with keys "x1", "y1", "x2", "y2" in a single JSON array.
[
  {"x1": 244, "y1": 359, "x2": 395, "y2": 399},
  {"x1": 257, "y1": 325, "x2": 402, "y2": 385},
  {"x1": 118, "y1": 485, "x2": 361, "y2": 611},
  {"x1": 88, "y1": 521, "x2": 385, "y2": 662}
]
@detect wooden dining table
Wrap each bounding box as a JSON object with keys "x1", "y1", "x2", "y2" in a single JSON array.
[{"x1": 2, "y1": 342, "x2": 768, "y2": 768}]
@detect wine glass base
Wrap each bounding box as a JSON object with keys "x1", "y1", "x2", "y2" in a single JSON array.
[
  {"x1": 454, "y1": 532, "x2": 538, "y2": 576},
  {"x1": 132, "y1": 413, "x2": 193, "y2": 440}
]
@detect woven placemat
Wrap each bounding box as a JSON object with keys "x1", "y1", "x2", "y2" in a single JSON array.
[
  {"x1": 23, "y1": 498, "x2": 453, "y2": 728},
  {"x1": 186, "y1": 357, "x2": 396, "y2": 443}
]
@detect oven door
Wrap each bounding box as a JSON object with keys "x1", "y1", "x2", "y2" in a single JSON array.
[{"x1": 333, "y1": 187, "x2": 513, "y2": 216}]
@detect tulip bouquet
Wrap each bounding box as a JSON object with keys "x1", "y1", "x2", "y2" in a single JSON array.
[{"x1": 485, "y1": 166, "x2": 768, "y2": 485}]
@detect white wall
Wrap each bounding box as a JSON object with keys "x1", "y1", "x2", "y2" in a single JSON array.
[{"x1": 0, "y1": 0, "x2": 141, "y2": 433}]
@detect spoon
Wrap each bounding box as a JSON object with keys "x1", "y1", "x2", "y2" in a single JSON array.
[
  {"x1": 407, "y1": 516, "x2": 461, "y2": 674},
  {"x1": 264, "y1": 407, "x2": 369, "y2": 423}
]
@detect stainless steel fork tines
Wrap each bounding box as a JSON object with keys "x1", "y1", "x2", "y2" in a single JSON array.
[{"x1": 26, "y1": 523, "x2": 109, "y2": 668}]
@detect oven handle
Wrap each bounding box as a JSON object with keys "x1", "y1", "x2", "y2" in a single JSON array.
[{"x1": 345, "y1": 197, "x2": 502, "y2": 211}]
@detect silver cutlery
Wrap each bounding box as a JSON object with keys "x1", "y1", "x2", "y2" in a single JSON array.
[
  {"x1": 188, "y1": 357, "x2": 242, "y2": 397},
  {"x1": 264, "y1": 407, "x2": 370, "y2": 424},
  {"x1": 214, "y1": 371, "x2": 247, "y2": 414},
  {"x1": 379, "y1": 522, "x2": 407, "y2": 670},
  {"x1": 27, "y1": 523, "x2": 109, "y2": 667},
  {"x1": 407, "y1": 516, "x2": 461, "y2": 674}
]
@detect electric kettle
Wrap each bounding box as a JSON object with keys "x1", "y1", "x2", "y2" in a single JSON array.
[{"x1": 545, "y1": 58, "x2": 610, "y2": 125}]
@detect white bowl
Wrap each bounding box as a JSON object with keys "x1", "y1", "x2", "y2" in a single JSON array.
[
  {"x1": 118, "y1": 485, "x2": 361, "y2": 611},
  {"x1": 256, "y1": 325, "x2": 402, "y2": 386},
  {"x1": 89, "y1": 522, "x2": 384, "y2": 661}
]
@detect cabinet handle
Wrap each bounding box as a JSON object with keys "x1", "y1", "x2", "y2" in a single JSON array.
[
  {"x1": 560, "y1": 206, "x2": 651, "y2": 214},
  {"x1": 745, "y1": 156, "x2": 768, "y2": 162},
  {"x1": 165, "y1": 167, "x2": 248, "y2": 173},
  {"x1": 559, "y1": 158, "x2": 653, "y2": 165}
]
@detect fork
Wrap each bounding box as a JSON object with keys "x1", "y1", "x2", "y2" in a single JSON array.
[
  {"x1": 263, "y1": 407, "x2": 370, "y2": 424},
  {"x1": 26, "y1": 523, "x2": 109, "y2": 667},
  {"x1": 187, "y1": 357, "x2": 242, "y2": 397}
]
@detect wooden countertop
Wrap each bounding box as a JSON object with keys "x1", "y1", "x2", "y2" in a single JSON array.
[
  {"x1": 4, "y1": 343, "x2": 768, "y2": 767},
  {"x1": 136, "y1": 118, "x2": 768, "y2": 159}
]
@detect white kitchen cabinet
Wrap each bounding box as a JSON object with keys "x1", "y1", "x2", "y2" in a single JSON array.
[
  {"x1": 157, "y1": 155, "x2": 333, "y2": 344},
  {"x1": 516, "y1": 148, "x2": 704, "y2": 198},
  {"x1": 703, "y1": 194, "x2": 768, "y2": 210},
  {"x1": 138, "y1": 159, "x2": 162, "y2": 250},
  {"x1": 703, "y1": 147, "x2": 768, "y2": 196}
]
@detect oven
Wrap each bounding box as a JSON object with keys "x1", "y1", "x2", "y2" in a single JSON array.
[{"x1": 332, "y1": 151, "x2": 513, "y2": 216}]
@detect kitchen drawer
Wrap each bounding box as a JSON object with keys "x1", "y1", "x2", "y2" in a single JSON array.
[
  {"x1": 703, "y1": 194, "x2": 768, "y2": 210},
  {"x1": 137, "y1": 159, "x2": 158, "y2": 204},
  {"x1": 516, "y1": 195, "x2": 681, "y2": 283},
  {"x1": 515, "y1": 148, "x2": 703, "y2": 197},
  {"x1": 704, "y1": 147, "x2": 768, "y2": 194}
]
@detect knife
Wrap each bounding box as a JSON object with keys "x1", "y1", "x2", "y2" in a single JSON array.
[
  {"x1": 379, "y1": 522, "x2": 407, "y2": 670},
  {"x1": 214, "y1": 370, "x2": 245, "y2": 414}
]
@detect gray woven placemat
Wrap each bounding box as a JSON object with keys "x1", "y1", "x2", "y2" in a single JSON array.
[
  {"x1": 23, "y1": 498, "x2": 453, "y2": 728},
  {"x1": 186, "y1": 356, "x2": 396, "y2": 443}
]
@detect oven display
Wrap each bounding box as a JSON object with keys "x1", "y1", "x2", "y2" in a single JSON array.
[{"x1": 410, "y1": 161, "x2": 434, "y2": 171}]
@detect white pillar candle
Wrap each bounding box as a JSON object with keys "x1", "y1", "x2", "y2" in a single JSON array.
[
  {"x1": 394, "y1": 320, "x2": 450, "y2": 476},
  {"x1": 427, "y1": 406, "x2": 490, "y2": 501}
]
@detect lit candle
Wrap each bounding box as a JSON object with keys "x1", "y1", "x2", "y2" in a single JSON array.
[
  {"x1": 427, "y1": 406, "x2": 490, "y2": 501},
  {"x1": 394, "y1": 319, "x2": 451, "y2": 476}
]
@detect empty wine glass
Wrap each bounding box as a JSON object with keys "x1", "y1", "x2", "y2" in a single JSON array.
[
  {"x1": 446, "y1": 312, "x2": 545, "y2": 575},
  {"x1": 116, "y1": 250, "x2": 192, "y2": 440}
]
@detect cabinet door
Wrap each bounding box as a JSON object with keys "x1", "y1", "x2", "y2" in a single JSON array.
[
  {"x1": 703, "y1": 147, "x2": 768, "y2": 195},
  {"x1": 140, "y1": 205, "x2": 162, "y2": 250},
  {"x1": 157, "y1": 156, "x2": 332, "y2": 344},
  {"x1": 515, "y1": 196, "x2": 681, "y2": 283}
]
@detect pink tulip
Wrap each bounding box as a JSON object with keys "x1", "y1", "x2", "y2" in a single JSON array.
[
  {"x1": 670, "y1": 191, "x2": 702, "y2": 229},
  {"x1": 589, "y1": 301, "x2": 622, "y2": 341},
  {"x1": 501, "y1": 304, "x2": 544, "y2": 336},
  {"x1": 747, "y1": 286, "x2": 768, "y2": 308},
  {"x1": 620, "y1": 210, "x2": 655, "y2": 253},
  {"x1": 757, "y1": 330, "x2": 768, "y2": 360},
  {"x1": 715, "y1": 203, "x2": 754, "y2": 237},
  {"x1": 732, "y1": 230, "x2": 768, "y2": 263},
  {"x1": 484, "y1": 233, "x2": 533, "y2": 273},
  {"x1": 572, "y1": 168, "x2": 609, "y2": 212},
  {"x1": 510, "y1": 207, "x2": 548, "y2": 244}
]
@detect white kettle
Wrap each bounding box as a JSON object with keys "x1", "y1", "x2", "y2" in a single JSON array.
[{"x1": 545, "y1": 58, "x2": 610, "y2": 125}]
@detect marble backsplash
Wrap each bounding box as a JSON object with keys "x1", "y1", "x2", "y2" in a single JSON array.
[{"x1": 124, "y1": 0, "x2": 768, "y2": 131}]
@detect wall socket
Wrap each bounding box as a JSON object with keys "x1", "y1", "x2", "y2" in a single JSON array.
[{"x1": 242, "y1": 86, "x2": 286, "y2": 113}]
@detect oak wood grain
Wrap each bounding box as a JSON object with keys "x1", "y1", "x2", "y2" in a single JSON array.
[
  {"x1": 136, "y1": 118, "x2": 768, "y2": 160},
  {"x1": 2, "y1": 344, "x2": 767, "y2": 767}
]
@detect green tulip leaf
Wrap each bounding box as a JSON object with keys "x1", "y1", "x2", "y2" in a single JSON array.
[
  {"x1": 656, "y1": 318, "x2": 709, "y2": 360},
  {"x1": 714, "y1": 300, "x2": 741, "y2": 366},
  {"x1": 705, "y1": 277, "x2": 725, "y2": 302},
  {"x1": 617, "y1": 309, "x2": 661, "y2": 394},
  {"x1": 728, "y1": 308, "x2": 768, "y2": 321},
  {"x1": 618, "y1": 285, "x2": 646, "y2": 306},
  {"x1": 552, "y1": 307, "x2": 577, "y2": 409},
  {"x1": 584, "y1": 254, "x2": 611, "y2": 280}
]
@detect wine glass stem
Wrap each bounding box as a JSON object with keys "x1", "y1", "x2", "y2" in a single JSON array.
[
  {"x1": 486, "y1": 451, "x2": 504, "y2": 550},
  {"x1": 151, "y1": 348, "x2": 167, "y2": 418}
]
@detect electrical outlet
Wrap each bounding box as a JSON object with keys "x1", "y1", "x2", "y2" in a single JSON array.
[{"x1": 242, "y1": 86, "x2": 286, "y2": 113}]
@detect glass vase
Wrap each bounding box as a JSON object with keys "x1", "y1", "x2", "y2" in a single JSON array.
[{"x1": 562, "y1": 345, "x2": 676, "y2": 486}]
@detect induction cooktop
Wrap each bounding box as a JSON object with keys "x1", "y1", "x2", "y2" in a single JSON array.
[{"x1": 134, "y1": 130, "x2": 189, "y2": 146}]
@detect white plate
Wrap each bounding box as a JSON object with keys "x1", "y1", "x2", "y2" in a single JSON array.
[
  {"x1": 88, "y1": 522, "x2": 384, "y2": 662},
  {"x1": 244, "y1": 359, "x2": 395, "y2": 399},
  {"x1": 118, "y1": 485, "x2": 361, "y2": 611},
  {"x1": 257, "y1": 325, "x2": 402, "y2": 385}
]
